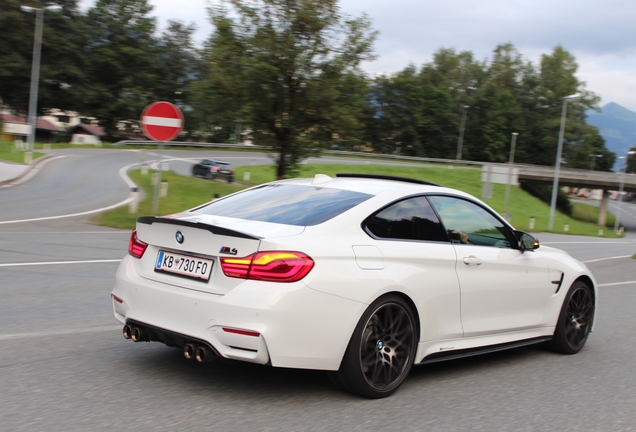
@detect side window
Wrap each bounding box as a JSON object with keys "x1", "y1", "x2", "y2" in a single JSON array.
[
  {"x1": 364, "y1": 196, "x2": 449, "y2": 242},
  {"x1": 427, "y1": 196, "x2": 512, "y2": 248}
]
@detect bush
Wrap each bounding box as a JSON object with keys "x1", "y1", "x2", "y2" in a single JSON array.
[{"x1": 520, "y1": 181, "x2": 572, "y2": 216}]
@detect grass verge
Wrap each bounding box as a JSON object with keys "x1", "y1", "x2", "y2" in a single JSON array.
[
  {"x1": 95, "y1": 163, "x2": 624, "y2": 237},
  {"x1": 91, "y1": 170, "x2": 245, "y2": 229},
  {"x1": 0, "y1": 141, "x2": 45, "y2": 164}
]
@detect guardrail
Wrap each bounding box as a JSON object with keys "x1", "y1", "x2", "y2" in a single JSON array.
[
  {"x1": 114, "y1": 140, "x2": 485, "y2": 166},
  {"x1": 114, "y1": 140, "x2": 636, "y2": 190}
]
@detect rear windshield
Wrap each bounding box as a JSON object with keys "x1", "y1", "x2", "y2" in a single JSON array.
[{"x1": 194, "y1": 184, "x2": 373, "y2": 226}]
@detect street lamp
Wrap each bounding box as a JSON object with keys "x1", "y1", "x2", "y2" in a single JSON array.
[
  {"x1": 456, "y1": 105, "x2": 469, "y2": 160},
  {"x1": 20, "y1": 4, "x2": 62, "y2": 163},
  {"x1": 548, "y1": 93, "x2": 581, "y2": 231},
  {"x1": 503, "y1": 132, "x2": 519, "y2": 219},
  {"x1": 589, "y1": 154, "x2": 602, "y2": 171},
  {"x1": 613, "y1": 149, "x2": 636, "y2": 233}
]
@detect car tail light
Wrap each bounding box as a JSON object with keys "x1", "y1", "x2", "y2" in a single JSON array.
[
  {"x1": 220, "y1": 251, "x2": 314, "y2": 282},
  {"x1": 128, "y1": 230, "x2": 148, "y2": 259}
]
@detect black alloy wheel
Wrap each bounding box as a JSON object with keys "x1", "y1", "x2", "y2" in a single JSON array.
[
  {"x1": 550, "y1": 281, "x2": 595, "y2": 354},
  {"x1": 334, "y1": 295, "x2": 417, "y2": 398}
]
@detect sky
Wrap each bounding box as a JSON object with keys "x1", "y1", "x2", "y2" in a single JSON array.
[{"x1": 80, "y1": 0, "x2": 636, "y2": 112}]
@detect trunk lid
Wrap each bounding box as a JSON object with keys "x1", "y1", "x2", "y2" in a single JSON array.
[{"x1": 132, "y1": 215, "x2": 304, "y2": 295}]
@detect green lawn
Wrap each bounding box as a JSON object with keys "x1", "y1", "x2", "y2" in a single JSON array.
[
  {"x1": 571, "y1": 202, "x2": 616, "y2": 227},
  {"x1": 93, "y1": 163, "x2": 625, "y2": 238},
  {"x1": 0, "y1": 141, "x2": 45, "y2": 164},
  {"x1": 91, "y1": 170, "x2": 245, "y2": 228}
]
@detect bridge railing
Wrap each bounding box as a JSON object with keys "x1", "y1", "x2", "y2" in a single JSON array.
[{"x1": 114, "y1": 140, "x2": 636, "y2": 187}]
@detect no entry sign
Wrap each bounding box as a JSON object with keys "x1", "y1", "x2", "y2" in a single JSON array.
[{"x1": 140, "y1": 101, "x2": 184, "y2": 141}]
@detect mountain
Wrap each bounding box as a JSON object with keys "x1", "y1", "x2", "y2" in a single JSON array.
[{"x1": 587, "y1": 102, "x2": 636, "y2": 167}]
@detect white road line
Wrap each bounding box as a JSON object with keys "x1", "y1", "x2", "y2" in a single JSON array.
[
  {"x1": 0, "y1": 198, "x2": 133, "y2": 225},
  {"x1": 0, "y1": 325, "x2": 121, "y2": 341},
  {"x1": 543, "y1": 241, "x2": 635, "y2": 245},
  {"x1": 0, "y1": 155, "x2": 68, "y2": 188},
  {"x1": 583, "y1": 255, "x2": 634, "y2": 263},
  {"x1": 598, "y1": 281, "x2": 636, "y2": 287},
  {"x1": 0, "y1": 259, "x2": 121, "y2": 268},
  {"x1": 0, "y1": 231, "x2": 127, "y2": 235},
  {"x1": 0, "y1": 162, "x2": 141, "y2": 225}
]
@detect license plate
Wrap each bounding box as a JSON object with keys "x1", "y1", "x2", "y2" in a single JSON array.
[{"x1": 155, "y1": 250, "x2": 213, "y2": 281}]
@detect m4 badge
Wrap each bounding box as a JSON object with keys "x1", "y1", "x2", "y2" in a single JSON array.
[{"x1": 219, "y1": 246, "x2": 238, "y2": 255}]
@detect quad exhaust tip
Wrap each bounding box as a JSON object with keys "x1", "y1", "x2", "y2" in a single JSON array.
[
  {"x1": 130, "y1": 326, "x2": 147, "y2": 342},
  {"x1": 195, "y1": 346, "x2": 214, "y2": 363},
  {"x1": 183, "y1": 343, "x2": 195, "y2": 360},
  {"x1": 123, "y1": 325, "x2": 215, "y2": 362}
]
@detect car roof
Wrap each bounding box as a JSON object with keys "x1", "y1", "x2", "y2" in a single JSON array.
[{"x1": 270, "y1": 173, "x2": 469, "y2": 198}]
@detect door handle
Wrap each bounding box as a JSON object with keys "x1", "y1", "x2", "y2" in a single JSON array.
[{"x1": 463, "y1": 256, "x2": 483, "y2": 266}]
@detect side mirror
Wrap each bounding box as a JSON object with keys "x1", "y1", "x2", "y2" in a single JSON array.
[{"x1": 515, "y1": 231, "x2": 539, "y2": 251}]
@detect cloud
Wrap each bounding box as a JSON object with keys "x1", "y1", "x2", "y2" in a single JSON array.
[{"x1": 78, "y1": 0, "x2": 636, "y2": 111}]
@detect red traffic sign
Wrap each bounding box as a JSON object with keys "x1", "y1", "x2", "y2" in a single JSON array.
[{"x1": 140, "y1": 101, "x2": 184, "y2": 141}]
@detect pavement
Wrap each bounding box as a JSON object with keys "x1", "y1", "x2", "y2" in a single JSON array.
[
  {"x1": 0, "y1": 155, "x2": 57, "y2": 187},
  {"x1": 0, "y1": 160, "x2": 30, "y2": 183}
]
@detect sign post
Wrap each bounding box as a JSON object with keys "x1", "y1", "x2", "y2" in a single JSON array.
[{"x1": 140, "y1": 101, "x2": 184, "y2": 213}]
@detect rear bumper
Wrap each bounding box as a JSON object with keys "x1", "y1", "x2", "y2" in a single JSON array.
[{"x1": 112, "y1": 256, "x2": 364, "y2": 370}]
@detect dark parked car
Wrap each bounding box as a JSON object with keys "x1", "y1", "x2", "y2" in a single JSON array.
[{"x1": 192, "y1": 159, "x2": 234, "y2": 183}]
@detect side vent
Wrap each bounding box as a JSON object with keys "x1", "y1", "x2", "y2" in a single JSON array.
[{"x1": 552, "y1": 272, "x2": 565, "y2": 294}]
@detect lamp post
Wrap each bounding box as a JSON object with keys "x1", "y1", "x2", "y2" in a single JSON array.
[
  {"x1": 20, "y1": 4, "x2": 62, "y2": 163},
  {"x1": 456, "y1": 105, "x2": 469, "y2": 160},
  {"x1": 614, "y1": 149, "x2": 636, "y2": 233},
  {"x1": 589, "y1": 154, "x2": 602, "y2": 171},
  {"x1": 503, "y1": 132, "x2": 519, "y2": 219},
  {"x1": 548, "y1": 93, "x2": 580, "y2": 231}
]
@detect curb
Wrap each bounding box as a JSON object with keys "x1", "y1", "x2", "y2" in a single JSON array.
[{"x1": 0, "y1": 155, "x2": 55, "y2": 187}]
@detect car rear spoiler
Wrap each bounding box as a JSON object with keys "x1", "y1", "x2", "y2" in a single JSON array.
[{"x1": 137, "y1": 216, "x2": 262, "y2": 240}]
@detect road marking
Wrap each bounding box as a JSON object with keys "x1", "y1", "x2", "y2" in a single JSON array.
[
  {"x1": 0, "y1": 162, "x2": 141, "y2": 225},
  {"x1": 0, "y1": 325, "x2": 121, "y2": 341},
  {"x1": 0, "y1": 199, "x2": 133, "y2": 225},
  {"x1": 543, "y1": 241, "x2": 635, "y2": 245},
  {"x1": 0, "y1": 155, "x2": 67, "y2": 188},
  {"x1": 583, "y1": 255, "x2": 634, "y2": 263},
  {"x1": 598, "y1": 281, "x2": 636, "y2": 287},
  {"x1": 0, "y1": 231, "x2": 127, "y2": 235},
  {"x1": 0, "y1": 259, "x2": 121, "y2": 267}
]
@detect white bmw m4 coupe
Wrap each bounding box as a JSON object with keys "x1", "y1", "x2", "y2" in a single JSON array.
[{"x1": 112, "y1": 173, "x2": 596, "y2": 398}]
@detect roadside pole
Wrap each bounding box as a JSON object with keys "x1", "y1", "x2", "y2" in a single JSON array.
[{"x1": 140, "y1": 102, "x2": 184, "y2": 215}]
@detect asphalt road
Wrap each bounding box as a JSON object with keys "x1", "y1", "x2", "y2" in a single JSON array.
[{"x1": 1, "y1": 149, "x2": 635, "y2": 431}]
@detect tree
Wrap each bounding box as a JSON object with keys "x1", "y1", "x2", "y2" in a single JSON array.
[
  {"x1": 530, "y1": 46, "x2": 604, "y2": 168},
  {"x1": 154, "y1": 20, "x2": 204, "y2": 138},
  {"x1": 469, "y1": 44, "x2": 528, "y2": 162},
  {"x1": 197, "y1": 0, "x2": 377, "y2": 178},
  {"x1": 0, "y1": 0, "x2": 87, "y2": 113},
  {"x1": 84, "y1": 0, "x2": 159, "y2": 138},
  {"x1": 626, "y1": 147, "x2": 636, "y2": 174},
  {"x1": 366, "y1": 66, "x2": 424, "y2": 156}
]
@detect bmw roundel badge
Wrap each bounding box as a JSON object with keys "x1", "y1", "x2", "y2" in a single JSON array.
[{"x1": 175, "y1": 231, "x2": 184, "y2": 244}]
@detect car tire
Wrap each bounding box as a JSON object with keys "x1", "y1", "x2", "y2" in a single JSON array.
[
  {"x1": 335, "y1": 294, "x2": 417, "y2": 398},
  {"x1": 549, "y1": 280, "x2": 595, "y2": 354}
]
